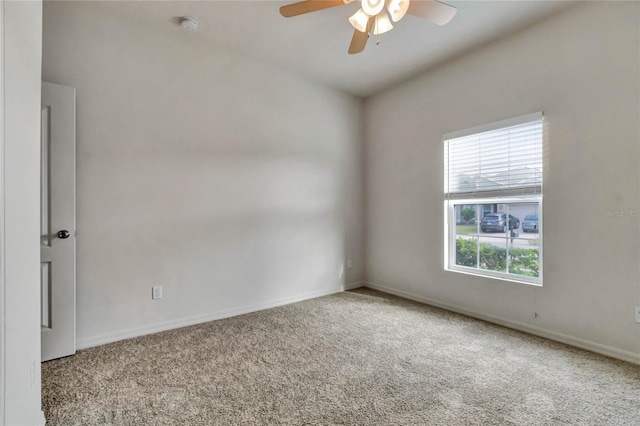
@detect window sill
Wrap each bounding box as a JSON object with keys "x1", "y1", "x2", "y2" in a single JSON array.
[{"x1": 445, "y1": 265, "x2": 542, "y2": 287}]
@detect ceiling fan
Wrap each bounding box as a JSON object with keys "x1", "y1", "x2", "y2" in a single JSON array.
[{"x1": 279, "y1": 0, "x2": 457, "y2": 54}]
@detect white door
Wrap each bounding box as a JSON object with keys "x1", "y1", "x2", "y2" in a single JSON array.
[{"x1": 41, "y1": 81, "x2": 76, "y2": 361}]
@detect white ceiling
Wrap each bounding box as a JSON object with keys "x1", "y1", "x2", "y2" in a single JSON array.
[{"x1": 95, "y1": 0, "x2": 576, "y2": 97}]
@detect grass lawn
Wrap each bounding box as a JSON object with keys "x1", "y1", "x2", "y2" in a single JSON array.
[{"x1": 455, "y1": 225, "x2": 478, "y2": 235}]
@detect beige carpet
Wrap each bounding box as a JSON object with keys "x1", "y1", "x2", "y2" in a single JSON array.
[{"x1": 42, "y1": 288, "x2": 640, "y2": 425}]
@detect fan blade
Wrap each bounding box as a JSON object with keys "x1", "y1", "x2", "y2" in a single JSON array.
[
  {"x1": 407, "y1": 0, "x2": 457, "y2": 26},
  {"x1": 280, "y1": 0, "x2": 346, "y2": 18},
  {"x1": 348, "y1": 17, "x2": 374, "y2": 55}
]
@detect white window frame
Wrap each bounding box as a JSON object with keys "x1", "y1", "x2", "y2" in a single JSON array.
[{"x1": 444, "y1": 112, "x2": 543, "y2": 286}]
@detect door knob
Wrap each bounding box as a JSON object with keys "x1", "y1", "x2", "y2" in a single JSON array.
[{"x1": 57, "y1": 230, "x2": 71, "y2": 239}]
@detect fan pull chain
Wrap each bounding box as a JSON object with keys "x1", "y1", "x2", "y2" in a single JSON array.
[{"x1": 373, "y1": 14, "x2": 380, "y2": 45}]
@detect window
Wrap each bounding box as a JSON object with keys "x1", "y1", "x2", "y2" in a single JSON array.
[{"x1": 444, "y1": 112, "x2": 543, "y2": 285}]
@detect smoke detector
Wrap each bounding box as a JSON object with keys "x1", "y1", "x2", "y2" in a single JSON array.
[{"x1": 180, "y1": 17, "x2": 198, "y2": 32}]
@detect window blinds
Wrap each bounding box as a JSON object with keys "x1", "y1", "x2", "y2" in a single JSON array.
[{"x1": 444, "y1": 112, "x2": 543, "y2": 199}]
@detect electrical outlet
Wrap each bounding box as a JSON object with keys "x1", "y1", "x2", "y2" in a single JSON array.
[
  {"x1": 347, "y1": 259, "x2": 352, "y2": 269},
  {"x1": 635, "y1": 306, "x2": 640, "y2": 324},
  {"x1": 152, "y1": 286, "x2": 163, "y2": 300}
]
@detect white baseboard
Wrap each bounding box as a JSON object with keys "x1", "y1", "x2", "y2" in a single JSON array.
[
  {"x1": 36, "y1": 410, "x2": 46, "y2": 426},
  {"x1": 77, "y1": 280, "x2": 638, "y2": 366},
  {"x1": 344, "y1": 281, "x2": 366, "y2": 290},
  {"x1": 77, "y1": 286, "x2": 344, "y2": 350},
  {"x1": 363, "y1": 281, "x2": 640, "y2": 366}
]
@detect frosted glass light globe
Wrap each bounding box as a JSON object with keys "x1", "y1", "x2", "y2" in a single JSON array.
[{"x1": 362, "y1": 0, "x2": 385, "y2": 16}]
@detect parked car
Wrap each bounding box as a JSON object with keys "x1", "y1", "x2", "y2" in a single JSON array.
[
  {"x1": 480, "y1": 213, "x2": 520, "y2": 233},
  {"x1": 522, "y1": 214, "x2": 539, "y2": 233}
]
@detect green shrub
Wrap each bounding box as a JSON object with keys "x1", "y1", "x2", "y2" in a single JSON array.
[
  {"x1": 509, "y1": 248, "x2": 539, "y2": 277},
  {"x1": 461, "y1": 208, "x2": 476, "y2": 222},
  {"x1": 455, "y1": 237, "x2": 539, "y2": 278},
  {"x1": 455, "y1": 237, "x2": 477, "y2": 267},
  {"x1": 479, "y1": 243, "x2": 506, "y2": 272}
]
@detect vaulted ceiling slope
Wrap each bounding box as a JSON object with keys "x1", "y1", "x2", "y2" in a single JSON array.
[{"x1": 90, "y1": 1, "x2": 576, "y2": 97}]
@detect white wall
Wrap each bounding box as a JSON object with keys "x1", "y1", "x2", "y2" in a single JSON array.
[
  {"x1": 1, "y1": 0, "x2": 46, "y2": 424},
  {"x1": 42, "y1": 1, "x2": 365, "y2": 348},
  {"x1": 365, "y1": 2, "x2": 640, "y2": 363}
]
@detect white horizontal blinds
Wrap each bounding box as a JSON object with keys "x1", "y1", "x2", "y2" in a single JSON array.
[{"x1": 444, "y1": 112, "x2": 542, "y2": 199}]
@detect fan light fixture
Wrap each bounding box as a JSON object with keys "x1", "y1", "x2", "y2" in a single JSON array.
[
  {"x1": 350, "y1": 0, "x2": 404, "y2": 35},
  {"x1": 386, "y1": 0, "x2": 410, "y2": 22},
  {"x1": 373, "y1": 12, "x2": 393, "y2": 35},
  {"x1": 279, "y1": 0, "x2": 457, "y2": 55},
  {"x1": 349, "y1": 8, "x2": 370, "y2": 33},
  {"x1": 361, "y1": 0, "x2": 385, "y2": 16}
]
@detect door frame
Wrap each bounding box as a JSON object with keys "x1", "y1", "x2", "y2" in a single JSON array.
[
  {"x1": 0, "y1": 1, "x2": 45, "y2": 423},
  {"x1": 0, "y1": 0, "x2": 6, "y2": 422}
]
